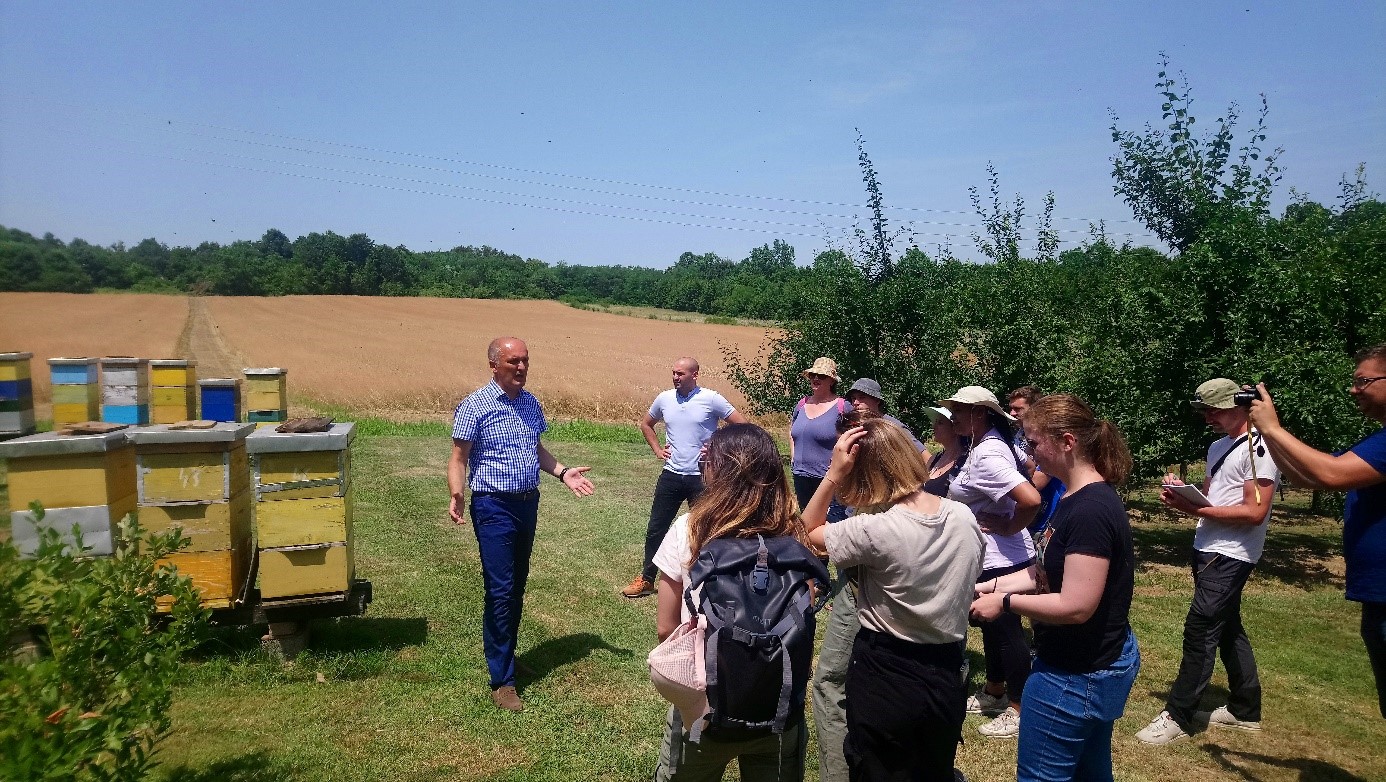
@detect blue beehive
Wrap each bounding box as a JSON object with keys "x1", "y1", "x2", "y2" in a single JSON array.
[
  {"x1": 199, "y1": 378, "x2": 242, "y2": 422},
  {"x1": 103, "y1": 404, "x2": 150, "y2": 425}
]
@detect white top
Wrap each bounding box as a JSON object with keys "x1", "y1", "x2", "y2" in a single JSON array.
[
  {"x1": 653, "y1": 514, "x2": 702, "y2": 623},
  {"x1": 948, "y1": 430, "x2": 1036, "y2": 570},
  {"x1": 648, "y1": 387, "x2": 736, "y2": 475},
  {"x1": 1195, "y1": 429, "x2": 1280, "y2": 563},
  {"x1": 824, "y1": 500, "x2": 985, "y2": 644}
]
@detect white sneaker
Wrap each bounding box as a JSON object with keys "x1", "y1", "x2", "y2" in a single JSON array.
[
  {"x1": 965, "y1": 689, "x2": 1007, "y2": 716},
  {"x1": 977, "y1": 706, "x2": 1020, "y2": 738},
  {"x1": 1208, "y1": 705, "x2": 1262, "y2": 731},
  {"x1": 1135, "y1": 711, "x2": 1190, "y2": 745}
]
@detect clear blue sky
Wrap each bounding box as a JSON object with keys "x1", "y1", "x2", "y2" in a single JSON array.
[{"x1": 1, "y1": 2, "x2": 1382, "y2": 267}]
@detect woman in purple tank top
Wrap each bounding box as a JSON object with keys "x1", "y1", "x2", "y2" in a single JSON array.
[{"x1": 788, "y1": 357, "x2": 846, "y2": 518}]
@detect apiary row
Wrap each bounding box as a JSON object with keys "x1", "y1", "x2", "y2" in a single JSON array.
[
  {"x1": 0, "y1": 421, "x2": 356, "y2": 610},
  {"x1": 0, "y1": 354, "x2": 289, "y2": 430}
]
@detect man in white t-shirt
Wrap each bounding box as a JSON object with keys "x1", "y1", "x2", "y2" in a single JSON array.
[
  {"x1": 1137, "y1": 378, "x2": 1280, "y2": 745},
  {"x1": 622, "y1": 357, "x2": 745, "y2": 599}
]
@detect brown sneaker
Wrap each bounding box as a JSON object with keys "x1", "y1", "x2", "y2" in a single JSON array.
[
  {"x1": 491, "y1": 685, "x2": 523, "y2": 712},
  {"x1": 621, "y1": 575, "x2": 656, "y2": 599}
]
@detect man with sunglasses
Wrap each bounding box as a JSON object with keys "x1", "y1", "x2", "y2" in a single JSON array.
[
  {"x1": 1248, "y1": 343, "x2": 1386, "y2": 719},
  {"x1": 1137, "y1": 378, "x2": 1279, "y2": 745}
]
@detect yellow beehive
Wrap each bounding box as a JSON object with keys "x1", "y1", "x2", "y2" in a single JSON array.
[
  {"x1": 0, "y1": 429, "x2": 135, "y2": 557},
  {"x1": 243, "y1": 367, "x2": 287, "y2": 412},
  {"x1": 247, "y1": 422, "x2": 356, "y2": 600},
  {"x1": 150, "y1": 359, "x2": 197, "y2": 387},
  {"x1": 127, "y1": 422, "x2": 257, "y2": 612},
  {"x1": 0, "y1": 353, "x2": 32, "y2": 381},
  {"x1": 49, "y1": 357, "x2": 102, "y2": 426},
  {"x1": 258, "y1": 543, "x2": 353, "y2": 599}
]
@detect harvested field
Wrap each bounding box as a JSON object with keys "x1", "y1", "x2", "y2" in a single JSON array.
[
  {"x1": 0, "y1": 293, "x2": 191, "y2": 412},
  {"x1": 191, "y1": 295, "x2": 774, "y2": 421}
]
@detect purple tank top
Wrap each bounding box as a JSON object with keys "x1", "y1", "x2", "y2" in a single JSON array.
[{"x1": 791, "y1": 398, "x2": 844, "y2": 477}]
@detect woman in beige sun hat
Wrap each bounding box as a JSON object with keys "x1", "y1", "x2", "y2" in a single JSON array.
[
  {"x1": 939, "y1": 385, "x2": 1042, "y2": 740},
  {"x1": 789, "y1": 357, "x2": 848, "y2": 520}
]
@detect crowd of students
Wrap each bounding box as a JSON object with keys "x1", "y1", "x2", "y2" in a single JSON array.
[{"x1": 637, "y1": 349, "x2": 1386, "y2": 782}]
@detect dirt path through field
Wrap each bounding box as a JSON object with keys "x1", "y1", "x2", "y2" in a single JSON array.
[{"x1": 175, "y1": 297, "x2": 247, "y2": 380}]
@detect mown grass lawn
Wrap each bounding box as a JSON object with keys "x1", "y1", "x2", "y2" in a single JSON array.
[{"x1": 4, "y1": 419, "x2": 1383, "y2": 781}]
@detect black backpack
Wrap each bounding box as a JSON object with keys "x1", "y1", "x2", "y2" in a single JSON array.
[{"x1": 684, "y1": 534, "x2": 831, "y2": 741}]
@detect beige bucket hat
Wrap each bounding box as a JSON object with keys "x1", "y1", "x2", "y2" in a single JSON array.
[
  {"x1": 938, "y1": 386, "x2": 1017, "y2": 422},
  {"x1": 801, "y1": 357, "x2": 840, "y2": 381}
]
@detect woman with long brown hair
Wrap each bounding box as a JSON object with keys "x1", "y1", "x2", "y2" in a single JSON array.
[
  {"x1": 803, "y1": 418, "x2": 985, "y2": 781},
  {"x1": 971, "y1": 394, "x2": 1139, "y2": 782},
  {"x1": 651, "y1": 422, "x2": 815, "y2": 782}
]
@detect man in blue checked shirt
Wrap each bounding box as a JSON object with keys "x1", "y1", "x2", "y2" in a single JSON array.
[{"x1": 448, "y1": 337, "x2": 595, "y2": 712}]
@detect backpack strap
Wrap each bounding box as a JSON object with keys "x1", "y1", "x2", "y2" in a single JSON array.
[{"x1": 1207, "y1": 434, "x2": 1251, "y2": 480}]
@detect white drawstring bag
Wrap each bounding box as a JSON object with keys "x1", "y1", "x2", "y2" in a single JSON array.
[{"x1": 647, "y1": 613, "x2": 709, "y2": 735}]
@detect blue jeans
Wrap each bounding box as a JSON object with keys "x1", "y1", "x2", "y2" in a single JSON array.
[
  {"x1": 1018, "y1": 630, "x2": 1139, "y2": 782},
  {"x1": 471, "y1": 490, "x2": 540, "y2": 689}
]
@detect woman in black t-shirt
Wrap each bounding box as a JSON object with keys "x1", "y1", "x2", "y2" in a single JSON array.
[{"x1": 970, "y1": 394, "x2": 1139, "y2": 782}]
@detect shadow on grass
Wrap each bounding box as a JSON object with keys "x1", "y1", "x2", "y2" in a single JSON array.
[
  {"x1": 1203, "y1": 745, "x2": 1369, "y2": 782},
  {"x1": 311, "y1": 616, "x2": 429, "y2": 653},
  {"x1": 1130, "y1": 511, "x2": 1344, "y2": 591},
  {"x1": 163, "y1": 751, "x2": 292, "y2": 782},
  {"x1": 517, "y1": 632, "x2": 634, "y2": 690}
]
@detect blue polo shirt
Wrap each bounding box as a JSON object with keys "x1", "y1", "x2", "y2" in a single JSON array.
[
  {"x1": 1344, "y1": 427, "x2": 1386, "y2": 603},
  {"x1": 452, "y1": 380, "x2": 548, "y2": 493},
  {"x1": 648, "y1": 386, "x2": 736, "y2": 475}
]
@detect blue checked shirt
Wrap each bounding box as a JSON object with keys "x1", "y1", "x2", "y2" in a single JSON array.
[{"x1": 452, "y1": 380, "x2": 549, "y2": 493}]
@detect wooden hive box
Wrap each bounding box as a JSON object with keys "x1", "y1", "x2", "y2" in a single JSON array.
[
  {"x1": 0, "y1": 429, "x2": 136, "y2": 557},
  {"x1": 49, "y1": 358, "x2": 102, "y2": 425},
  {"x1": 0, "y1": 352, "x2": 37, "y2": 437},
  {"x1": 127, "y1": 422, "x2": 257, "y2": 612},
  {"x1": 247, "y1": 422, "x2": 357, "y2": 600},
  {"x1": 100, "y1": 356, "x2": 149, "y2": 387},
  {"x1": 243, "y1": 367, "x2": 287, "y2": 411},
  {"x1": 199, "y1": 378, "x2": 242, "y2": 422},
  {"x1": 149, "y1": 358, "x2": 197, "y2": 387}
]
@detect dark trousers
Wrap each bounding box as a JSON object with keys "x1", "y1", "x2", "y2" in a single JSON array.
[
  {"x1": 792, "y1": 474, "x2": 848, "y2": 523},
  {"x1": 1362, "y1": 601, "x2": 1386, "y2": 719},
  {"x1": 1165, "y1": 550, "x2": 1261, "y2": 732},
  {"x1": 642, "y1": 470, "x2": 705, "y2": 582},
  {"x1": 976, "y1": 561, "x2": 1033, "y2": 701},
  {"x1": 844, "y1": 628, "x2": 965, "y2": 782},
  {"x1": 471, "y1": 491, "x2": 540, "y2": 689}
]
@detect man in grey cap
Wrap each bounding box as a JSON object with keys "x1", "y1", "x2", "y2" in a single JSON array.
[
  {"x1": 1137, "y1": 378, "x2": 1279, "y2": 745},
  {"x1": 845, "y1": 378, "x2": 925, "y2": 452}
]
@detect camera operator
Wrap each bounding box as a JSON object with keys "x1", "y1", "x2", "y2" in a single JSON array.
[
  {"x1": 1248, "y1": 343, "x2": 1386, "y2": 719},
  {"x1": 1137, "y1": 378, "x2": 1278, "y2": 745}
]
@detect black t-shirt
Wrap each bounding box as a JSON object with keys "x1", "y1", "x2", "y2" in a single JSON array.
[{"x1": 1032, "y1": 481, "x2": 1134, "y2": 673}]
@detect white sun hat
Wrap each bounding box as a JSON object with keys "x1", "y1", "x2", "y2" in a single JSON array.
[{"x1": 938, "y1": 386, "x2": 1017, "y2": 422}]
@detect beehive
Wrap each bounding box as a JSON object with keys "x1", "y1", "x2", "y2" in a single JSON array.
[
  {"x1": 127, "y1": 422, "x2": 256, "y2": 611},
  {"x1": 0, "y1": 428, "x2": 136, "y2": 557},
  {"x1": 247, "y1": 422, "x2": 355, "y2": 599},
  {"x1": 1, "y1": 352, "x2": 37, "y2": 439},
  {"x1": 149, "y1": 359, "x2": 198, "y2": 424},
  {"x1": 101, "y1": 357, "x2": 150, "y2": 425},
  {"x1": 199, "y1": 378, "x2": 242, "y2": 422},
  {"x1": 244, "y1": 367, "x2": 287, "y2": 424},
  {"x1": 49, "y1": 357, "x2": 101, "y2": 426}
]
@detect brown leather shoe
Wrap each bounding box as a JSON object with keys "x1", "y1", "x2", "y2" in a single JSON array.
[
  {"x1": 491, "y1": 685, "x2": 523, "y2": 712},
  {"x1": 621, "y1": 575, "x2": 656, "y2": 599}
]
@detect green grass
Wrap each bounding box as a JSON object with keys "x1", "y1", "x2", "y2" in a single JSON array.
[{"x1": 2, "y1": 418, "x2": 1382, "y2": 781}]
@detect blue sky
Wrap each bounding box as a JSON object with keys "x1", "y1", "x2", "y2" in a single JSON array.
[{"x1": 1, "y1": 2, "x2": 1382, "y2": 267}]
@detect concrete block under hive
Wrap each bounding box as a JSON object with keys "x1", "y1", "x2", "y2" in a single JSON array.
[
  {"x1": 49, "y1": 357, "x2": 102, "y2": 425},
  {"x1": 101, "y1": 357, "x2": 150, "y2": 425},
  {"x1": 0, "y1": 352, "x2": 37, "y2": 438},
  {"x1": 199, "y1": 378, "x2": 242, "y2": 422},
  {"x1": 247, "y1": 422, "x2": 356, "y2": 600},
  {"x1": 149, "y1": 359, "x2": 198, "y2": 424},
  {"x1": 0, "y1": 429, "x2": 136, "y2": 558},
  {"x1": 126, "y1": 422, "x2": 257, "y2": 611},
  {"x1": 243, "y1": 367, "x2": 287, "y2": 420}
]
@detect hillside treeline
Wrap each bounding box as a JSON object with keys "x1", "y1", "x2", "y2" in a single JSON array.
[{"x1": 0, "y1": 228, "x2": 811, "y2": 321}]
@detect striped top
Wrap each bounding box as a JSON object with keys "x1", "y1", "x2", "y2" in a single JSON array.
[{"x1": 452, "y1": 380, "x2": 549, "y2": 493}]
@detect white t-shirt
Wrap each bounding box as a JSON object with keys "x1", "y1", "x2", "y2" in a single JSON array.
[
  {"x1": 652, "y1": 513, "x2": 701, "y2": 623},
  {"x1": 648, "y1": 387, "x2": 736, "y2": 475},
  {"x1": 1195, "y1": 429, "x2": 1280, "y2": 563},
  {"x1": 948, "y1": 430, "x2": 1036, "y2": 570},
  {"x1": 824, "y1": 500, "x2": 985, "y2": 645}
]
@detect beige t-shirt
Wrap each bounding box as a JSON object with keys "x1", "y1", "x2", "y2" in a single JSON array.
[{"x1": 824, "y1": 499, "x2": 985, "y2": 645}]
